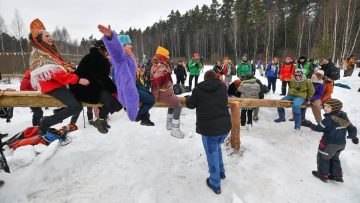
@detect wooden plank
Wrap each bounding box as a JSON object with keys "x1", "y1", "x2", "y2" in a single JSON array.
[
  {"x1": 0, "y1": 91, "x2": 306, "y2": 108},
  {"x1": 1, "y1": 74, "x2": 24, "y2": 78}
]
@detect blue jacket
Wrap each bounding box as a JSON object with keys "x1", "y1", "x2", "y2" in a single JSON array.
[
  {"x1": 311, "y1": 111, "x2": 357, "y2": 145},
  {"x1": 265, "y1": 63, "x2": 279, "y2": 78}
]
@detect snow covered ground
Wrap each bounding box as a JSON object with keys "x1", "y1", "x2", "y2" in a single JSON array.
[{"x1": 1, "y1": 66, "x2": 360, "y2": 203}]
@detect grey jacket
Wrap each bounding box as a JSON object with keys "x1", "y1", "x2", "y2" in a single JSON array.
[{"x1": 238, "y1": 79, "x2": 261, "y2": 99}]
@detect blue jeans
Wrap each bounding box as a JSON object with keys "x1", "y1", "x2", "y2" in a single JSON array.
[
  {"x1": 202, "y1": 134, "x2": 228, "y2": 188},
  {"x1": 278, "y1": 95, "x2": 305, "y2": 128},
  {"x1": 137, "y1": 86, "x2": 155, "y2": 120},
  {"x1": 279, "y1": 95, "x2": 305, "y2": 114}
]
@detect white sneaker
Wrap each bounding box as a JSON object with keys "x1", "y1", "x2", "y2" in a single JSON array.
[
  {"x1": 171, "y1": 119, "x2": 185, "y2": 139},
  {"x1": 166, "y1": 113, "x2": 173, "y2": 130},
  {"x1": 240, "y1": 125, "x2": 247, "y2": 130},
  {"x1": 247, "y1": 124, "x2": 252, "y2": 131}
]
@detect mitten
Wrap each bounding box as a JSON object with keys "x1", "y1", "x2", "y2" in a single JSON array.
[
  {"x1": 352, "y1": 137, "x2": 359, "y2": 144},
  {"x1": 301, "y1": 119, "x2": 313, "y2": 127}
]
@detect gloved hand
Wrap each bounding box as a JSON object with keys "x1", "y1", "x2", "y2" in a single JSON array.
[
  {"x1": 352, "y1": 137, "x2": 359, "y2": 144},
  {"x1": 301, "y1": 119, "x2": 314, "y2": 127}
]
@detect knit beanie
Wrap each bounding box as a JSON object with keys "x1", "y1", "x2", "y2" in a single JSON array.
[
  {"x1": 155, "y1": 46, "x2": 169, "y2": 57},
  {"x1": 117, "y1": 34, "x2": 132, "y2": 45},
  {"x1": 294, "y1": 69, "x2": 305, "y2": 75},
  {"x1": 325, "y1": 98, "x2": 343, "y2": 112}
]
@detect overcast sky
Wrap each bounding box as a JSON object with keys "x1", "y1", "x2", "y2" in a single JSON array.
[{"x1": 0, "y1": 0, "x2": 213, "y2": 42}]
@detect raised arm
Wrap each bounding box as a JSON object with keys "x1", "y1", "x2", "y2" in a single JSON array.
[{"x1": 98, "y1": 24, "x2": 126, "y2": 61}]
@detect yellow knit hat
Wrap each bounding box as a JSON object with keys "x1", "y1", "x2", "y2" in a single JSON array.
[{"x1": 155, "y1": 46, "x2": 169, "y2": 57}]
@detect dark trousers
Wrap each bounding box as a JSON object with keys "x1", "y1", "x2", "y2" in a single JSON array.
[
  {"x1": 39, "y1": 87, "x2": 83, "y2": 134},
  {"x1": 317, "y1": 144, "x2": 345, "y2": 177},
  {"x1": 176, "y1": 75, "x2": 185, "y2": 85},
  {"x1": 30, "y1": 107, "x2": 43, "y2": 126},
  {"x1": 189, "y1": 75, "x2": 199, "y2": 90},
  {"x1": 71, "y1": 90, "x2": 122, "y2": 124},
  {"x1": 241, "y1": 109, "x2": 254, "y2": 126},
  {"x1": 267, "y1": 77, "x2": 277, "y2": 92},
  {"x1": 137, "y1": 87, "x2": 155, "y2": 121},
  {"x1": 70, "y1": 107, "x2": 94, "y2": 124},
  {"x1": 281, "y1": 81, "x2": 290, "y2": 95}
]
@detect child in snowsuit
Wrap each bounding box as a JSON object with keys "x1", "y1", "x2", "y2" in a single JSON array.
[{"x1": 302, "y1": 98, "x2": 358, "y2": 182}]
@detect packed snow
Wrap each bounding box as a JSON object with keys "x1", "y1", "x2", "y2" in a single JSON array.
[{"x1": 1, "y1": 66, "x2": 359, "y2": 203}]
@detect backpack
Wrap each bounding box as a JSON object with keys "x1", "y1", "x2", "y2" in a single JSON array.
[
  {"x1": 173, "y1": 84, "x2": 187, "y2": 95},
  {"x1": 0, "y1": 107, "x2": 13, "y2": 123},
  {"x1": 328, "y1": 66, "x2": 340, "y2": 80}
]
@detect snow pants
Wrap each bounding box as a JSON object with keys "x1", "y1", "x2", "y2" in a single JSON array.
[{"x1": 317, "y1": 143, "x2": 345, "y2": 177}]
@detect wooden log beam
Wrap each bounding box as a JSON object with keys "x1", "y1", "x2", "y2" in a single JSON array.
[
  {"x1": 0, "y1": 91, "x2": 307, "y2": 108},
  {"x1": 1, "y1": 74, "x2": 24, "y2": 78}
]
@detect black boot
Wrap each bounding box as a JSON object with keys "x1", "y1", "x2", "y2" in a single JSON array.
[
  {"x1": 140, "y1": 117, "x2": 155, "y2": 126},
  {"x1": 206, "y1": 178, "x2": 221, "y2": 194},
  {"x1": 104, "y1": 120, "x2": 111, "y2": 129},
  {"x1": 329, "y1": 175, "x2": 344, "y2": 182},
  {"x1": 312, "y1": 171, "x2": 328, "y2": 182},
  {"x1": 93, "y1": 119, "x2": 109, "y2": 134}
]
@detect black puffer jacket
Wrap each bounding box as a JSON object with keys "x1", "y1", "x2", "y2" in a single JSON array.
[
  {"x1": 186, "y1": 79, "x2": 231, "y2": 136},
  {"x1": 70, "y1": 47, "x2": 116, "y2": 104}
]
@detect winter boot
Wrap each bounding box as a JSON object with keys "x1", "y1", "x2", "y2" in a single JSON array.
[
  {"x1": 38, "y1": 116, "x2": 51, "y2": 135},
  {"x1": 171, "y1": 119, "x2": 185, "y2": 139},
  {"x1": 93, "y1": 118, "x2": 109, "y2": 134},
  {"x1": 104, "y1": 120, "x2": 111, "y2": 129},
  {"x1": 141, "y1": 117, "x2": 155, "y2": 126},
  {"x1": 166, "y1": 113, "x2": 173, "y2": 130},
  {"x1": 329, "y1": 175, "x2": 344, "y2": 182},
  {"x1": 88, "y1": 119, "x2": 94, "y2": 125},
  {"x1": 206, "y1": 178, "x2": 221, "y2": 194},
  {"x1": 294, "y1": 113, "x2": 301, "y2": 130},
  {"x1": 274, "y1": 108, "x2": 286, "y2": 122},
  {"x1": 312, "y1": 171, "x2": 329, "y2": 182}
]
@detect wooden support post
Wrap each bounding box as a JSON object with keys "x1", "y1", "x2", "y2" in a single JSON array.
[{"x1": 230, "y1": 101, "x2": 241, "y2": 150}]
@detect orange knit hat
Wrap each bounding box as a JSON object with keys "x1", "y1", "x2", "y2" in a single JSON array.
[{"x1": 155, "y1": 46, "x2": 169, "y2": 57}]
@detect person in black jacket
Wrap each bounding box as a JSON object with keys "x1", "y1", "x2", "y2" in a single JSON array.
[
  {"x1": 302, "y1": 98, "x2": 358, "y2": 182},
  {"x1": 174, "y1": 60, "x2": 187, "y2": 85},
  {"x1": 185, "y1": 70, "x2": 231, "y2": 194},
  {"x1": 70, "y1": 40, "x2": 122, "y2": 134}
]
